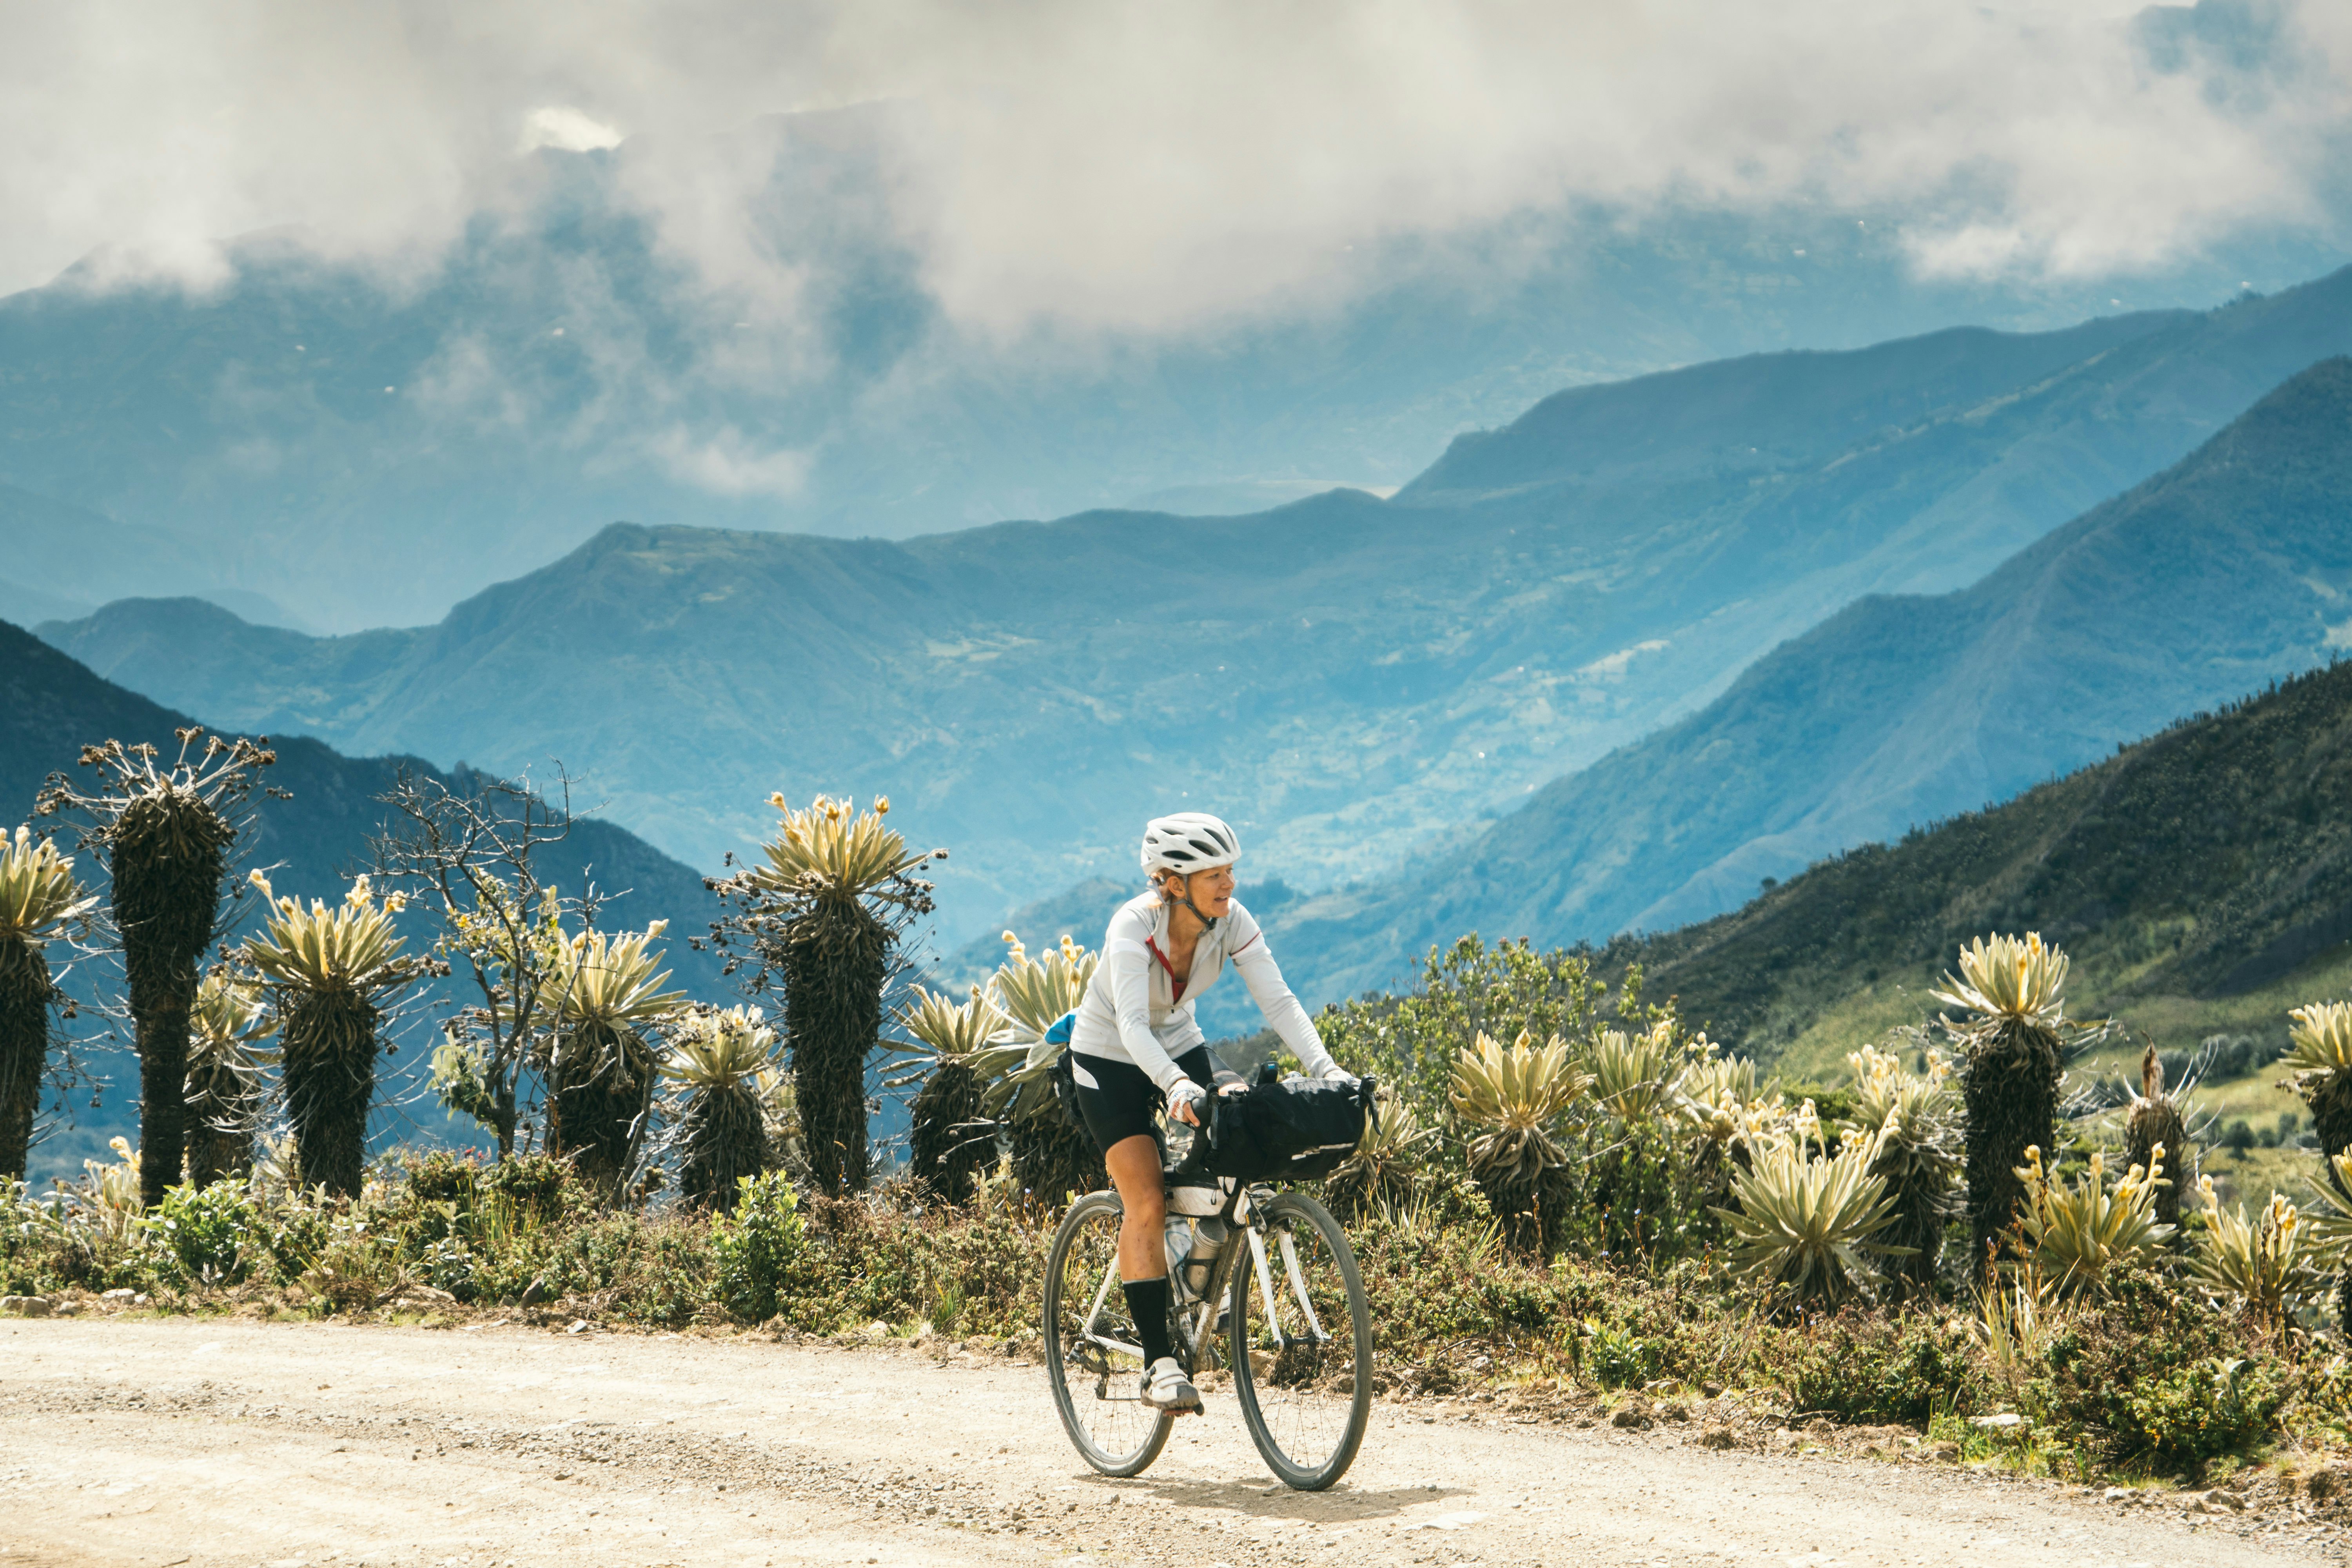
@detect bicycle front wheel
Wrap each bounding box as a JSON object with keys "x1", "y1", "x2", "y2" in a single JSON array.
[
  {"x1": 1042, "y1": 1191, "x2": 1174, "y2": 1477},
  {"x1": 1229, "y1": 1191, "x2": 1373, "y2": 1490}
]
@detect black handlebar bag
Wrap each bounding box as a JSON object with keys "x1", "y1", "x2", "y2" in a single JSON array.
[{"x1": 1204, "y1": 1077, "x2": 1373, "y2": 1183}]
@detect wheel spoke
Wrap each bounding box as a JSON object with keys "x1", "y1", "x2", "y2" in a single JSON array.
[
  {"x1": 1229, "y1": 1194, "x2": 1372, "y2": 1490},
  {"x1": 1044, "y1": 1192, "x2": 1172, "y2": 1476}
]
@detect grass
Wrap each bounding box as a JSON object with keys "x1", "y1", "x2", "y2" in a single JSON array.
[
  {"x1": 1773, "y1": 946, "x2": 2352, "y2": 1084},
  {"x1": 1757, "y1": 938, "x2": 2346, "y2": 1216},
  {"x1": 1630, "y1": 657, "x2": 2352, "y2": 1075},
  {"x1": 5, "y1": 1148, "x2": 2345, "y2": 1485}
]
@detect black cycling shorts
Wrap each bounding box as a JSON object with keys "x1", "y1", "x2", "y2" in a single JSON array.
[{"x1": 1071, "y1": 1046, "x2": 1217, "y2": 1153}]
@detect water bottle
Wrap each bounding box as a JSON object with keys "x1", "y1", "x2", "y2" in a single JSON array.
[
  {"x1": 1181, "y1": 1216, "x2": 1229, "y2": 1299},
  {"x1": 1163, "y1": 1215, "x2": 1197, "y2": 1299}
]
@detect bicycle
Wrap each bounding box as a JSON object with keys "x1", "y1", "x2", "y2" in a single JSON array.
[{"x1": 1040, "y1": 1082, "x2": 1376, "y2": 1491}]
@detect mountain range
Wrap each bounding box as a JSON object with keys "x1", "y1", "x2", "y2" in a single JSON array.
[
  {"x1": 0, "y1": 483, "x2": 308, "y2": 632},
  {"x1": 38, "y1": 264, "x2": 2352, "y2": 952},
  {"x1": 1618, "y1": 646, "x2": 2352, "y2": 1075},
  {"x1": 1277, "y1": 357, "x2": 2352, "y2": 1004},
  {"x1": 4, "y1": 112, "x2": 2314, "y2": 633},
  {"x1": 1, "y1": 619, "x2": 728, "y2": 1182}
]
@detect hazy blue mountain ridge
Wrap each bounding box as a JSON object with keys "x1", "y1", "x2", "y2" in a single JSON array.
[
  {"x1": 0, "y1": 106, "x2": 2330, "y2": 632},
  {"x1": 1399, "y1": 311, "x2": 2189, "y2": 498},
  {"x1": 40, "y1": 268, "x2": 2352, "y2": 952},
  {"x1": 1274, "y1": 358, "x2": 2352, "y2": 1006},
  {"x1": 0, "y1": 618, "x2": 730, "y2": 1180},
  {"x1": 1621, "y1": 652, "x2": 2352, "y2": 1062},
  {"x1": 0, "y1": 483, "x2": 315, "y2": 632}
]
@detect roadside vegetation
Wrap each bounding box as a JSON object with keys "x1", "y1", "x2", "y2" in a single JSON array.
[{"x1": 5, "y1": 733, "x2": 2352, "y2": 1491}]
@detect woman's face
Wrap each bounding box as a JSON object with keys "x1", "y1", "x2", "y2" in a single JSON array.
[{"x1": 1168, "y1": 864, "x2": 1235, "y2": 920}]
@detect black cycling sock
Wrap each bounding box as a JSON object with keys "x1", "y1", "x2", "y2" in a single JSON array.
[{"x1": 1122, "y1": 1276, "x2": 1174, "y2": 1367}]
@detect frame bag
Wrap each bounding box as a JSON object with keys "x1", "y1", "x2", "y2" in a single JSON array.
[{"x1": 1205, "y1": 1076, "x2": 1374, "y2": 1183}]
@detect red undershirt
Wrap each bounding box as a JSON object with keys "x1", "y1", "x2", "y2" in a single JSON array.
[
  {"x1": 1145, "y1": 938, "x2": 1186, "y2": 1002},
  {"x1": 1147, "y1": 929, "x2": 1259, "y2": 1004}
]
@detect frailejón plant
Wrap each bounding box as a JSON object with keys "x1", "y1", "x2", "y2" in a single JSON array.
[
  {"x1": 1935, "y1": 931, "x2": 2078, "y2": 1283},
  {"x1": 890, "y1": 984, "x2": 1011, "y2": 1204},
  {"x1": 0, "y1": 825, "x2": 96, "y2": 1179},
  {"x1": 244, "y1": 873, "x2": 425, "y2": 1198},
  {"x1": 662, "y1": 1004, "x2": 778, "y2": 1212}
]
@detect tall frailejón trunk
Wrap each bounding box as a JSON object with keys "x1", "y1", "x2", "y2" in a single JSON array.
[
  {"x1": 784, "y1": 895, "x2": 887, "y2": 1195},
  {"x1": 548, "y1": 1022, "x2": 655, "y2": 1197},
  {"x1": 282, "y1": 988, "x2": 379, "y2": 1200},
  {"x1": 0, "y1": 941, "x2": 51, "y2": 1180},
  {"x1": 680, "y1": 1080, "x2": 769, "y2": 1213},
  {"x1": 1961, "y1": 1018, "x2": 2062, "y2": 1285},
  {"x1": 1007, "y1": 1109, "x2": 1105, "y2": 1208},
  {"x1": 113, "y1": 792, "x2": 231, "y2": 1209},
  {"x1": 909, "y1": 1060, "x2": 990, "y2": 1205},
  {"x1": 184, "y1": 1058, "x2": 260, "y2": 1187}
]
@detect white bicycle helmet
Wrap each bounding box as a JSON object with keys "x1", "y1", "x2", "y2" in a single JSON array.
[{"x1": 1139, "y1": 812, "x2": 1241, "y2": 876}]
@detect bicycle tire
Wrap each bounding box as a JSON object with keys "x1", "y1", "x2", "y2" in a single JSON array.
[
  {"x1": 1042, "y1": 1191, "x2": 1174, "y2": 1477},
  {"x1": 1228, "y1": 1191, "x2": 1373, "y2": 1490}
]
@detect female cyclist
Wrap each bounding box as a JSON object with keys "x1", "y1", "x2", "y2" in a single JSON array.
[{"x1": 1066, "y1": 811, "x2": 1356, "y2": 1415}]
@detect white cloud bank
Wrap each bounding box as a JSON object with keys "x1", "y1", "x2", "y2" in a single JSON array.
[{"x1": 2, "y1": 0, "x2": 2346, "y2": 334}]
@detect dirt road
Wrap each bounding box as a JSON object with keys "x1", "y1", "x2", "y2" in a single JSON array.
[{"x1": 0, "y1": 1315, "x2": 2331, "y2": 1567}]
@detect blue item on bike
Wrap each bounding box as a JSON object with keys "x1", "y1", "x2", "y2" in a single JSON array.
[
  {"x1": 1044, "y1": 1010, "x2": 1085, "y2": 1130},
  {"x1": 1204, "y1": 1076, "x2": 1373, "y2": 1183}
]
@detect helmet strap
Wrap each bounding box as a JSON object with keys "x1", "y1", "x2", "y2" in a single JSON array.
[{"x1": 1161, "y1": 870, "x2": 1220, "y2": 933}]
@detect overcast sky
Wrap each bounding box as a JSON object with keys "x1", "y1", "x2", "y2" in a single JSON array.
[{"x1": 4, "y1": 0, "x2": 2347, "y2": 340}]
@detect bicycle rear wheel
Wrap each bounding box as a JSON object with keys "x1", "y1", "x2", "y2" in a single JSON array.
[
  {"x1": 1229, "y1": 1191, "x2": 1373, "y2": 1490},
  {"x1": 1043, "y1": 1191, "x2": 1174, "y2": 1477}
]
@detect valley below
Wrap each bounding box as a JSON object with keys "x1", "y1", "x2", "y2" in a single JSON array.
[{"x1": 0, "y1": 1315, "x2": 2333, "y2": 1568}]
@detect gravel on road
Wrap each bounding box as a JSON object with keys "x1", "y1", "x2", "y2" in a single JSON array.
[{"x1": 0, "y1": 1315, "x2": 2335, "y2": 1568}]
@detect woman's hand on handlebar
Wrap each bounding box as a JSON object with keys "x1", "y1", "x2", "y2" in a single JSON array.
[{"x1": 1167, "y1": 1078, "x2": 1207, "y2": 1126}]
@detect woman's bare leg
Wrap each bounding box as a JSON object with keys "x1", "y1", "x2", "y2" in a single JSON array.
[{"x1": 1105, "y1": 1133, "x2": 1166, "y2": 1281}]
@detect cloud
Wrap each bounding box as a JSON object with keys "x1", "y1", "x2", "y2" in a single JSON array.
[
  {"x1": 520, "y1": 105, "x2": 625, "y2": 154},
  {"x1": 3, "y1": 0, "x2": 2346, "y2": 337},
  {"x1": 648, "y1": 423, "x2": 812, "y2": 497}
]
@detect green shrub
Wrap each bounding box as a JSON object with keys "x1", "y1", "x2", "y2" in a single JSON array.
[
  {"x1": 483, "y1": 1152, "x2": 569, "y2": 1218},
  {"x1": 419, "y1": 1235, "x2": 478, "y2": 1301},
  {"x1": 255, "y1": 1196, "x2": 334, "y2": 1287},
  {"x1": 300, "y1": 1215, "x2": 400, "y2": 1313},
  {"x1": 0, "y1": 1179, "x2": 76, "y2": 1294},
  {"x1": 2111, "y1": 1356, "x2": 2292, "y2": 1465},
  {"x1": 1317, "y1": 936, "x2": 1638, "y2": 1122},
  {"x1": 592, "y1": 1220, "x2": 719, "y2": 1327},
  {"x1": 144, "y1": 1181, "x2": 260, "y2": 1287},
  {"x1": 1775, "y1": 1309, "x2": 1979, "y2": 1424},
  {"x1": 1579, "y1": 1318, "x2": 1662, "y2": 1388},
  {"x1": 531, "y1": 1210, "x2": 686, "y2": 1318},
  {"x1": 712, "y1": 1171, "x2": 808, "y2": 1322},
  {"x1": 1354, "y1": 1203, "x2": 1554, "y2": 1349},
  {"x1": 1566, "y1": 1118, "x2": 1718, "y2": 1267},
  {"x1": 770, "y1": 1191, "x2": 1050, "y2": 1336},
  {"x1": 2032, "y1": 1266, "x2": 2290, "y2": 1466},
  {"x1": 403, "y1": 1150, "x2": 483, "y2": 1207}
]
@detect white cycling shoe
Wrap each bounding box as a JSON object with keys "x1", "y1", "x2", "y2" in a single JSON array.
[{"x1": 1141, "y1": 1357, "x2": 1203, "y2": 1415}]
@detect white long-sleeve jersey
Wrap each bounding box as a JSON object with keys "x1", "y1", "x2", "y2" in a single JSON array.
[{"x1": 1069, "y1": 891, "x2": 1336, "y2": 1093}]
